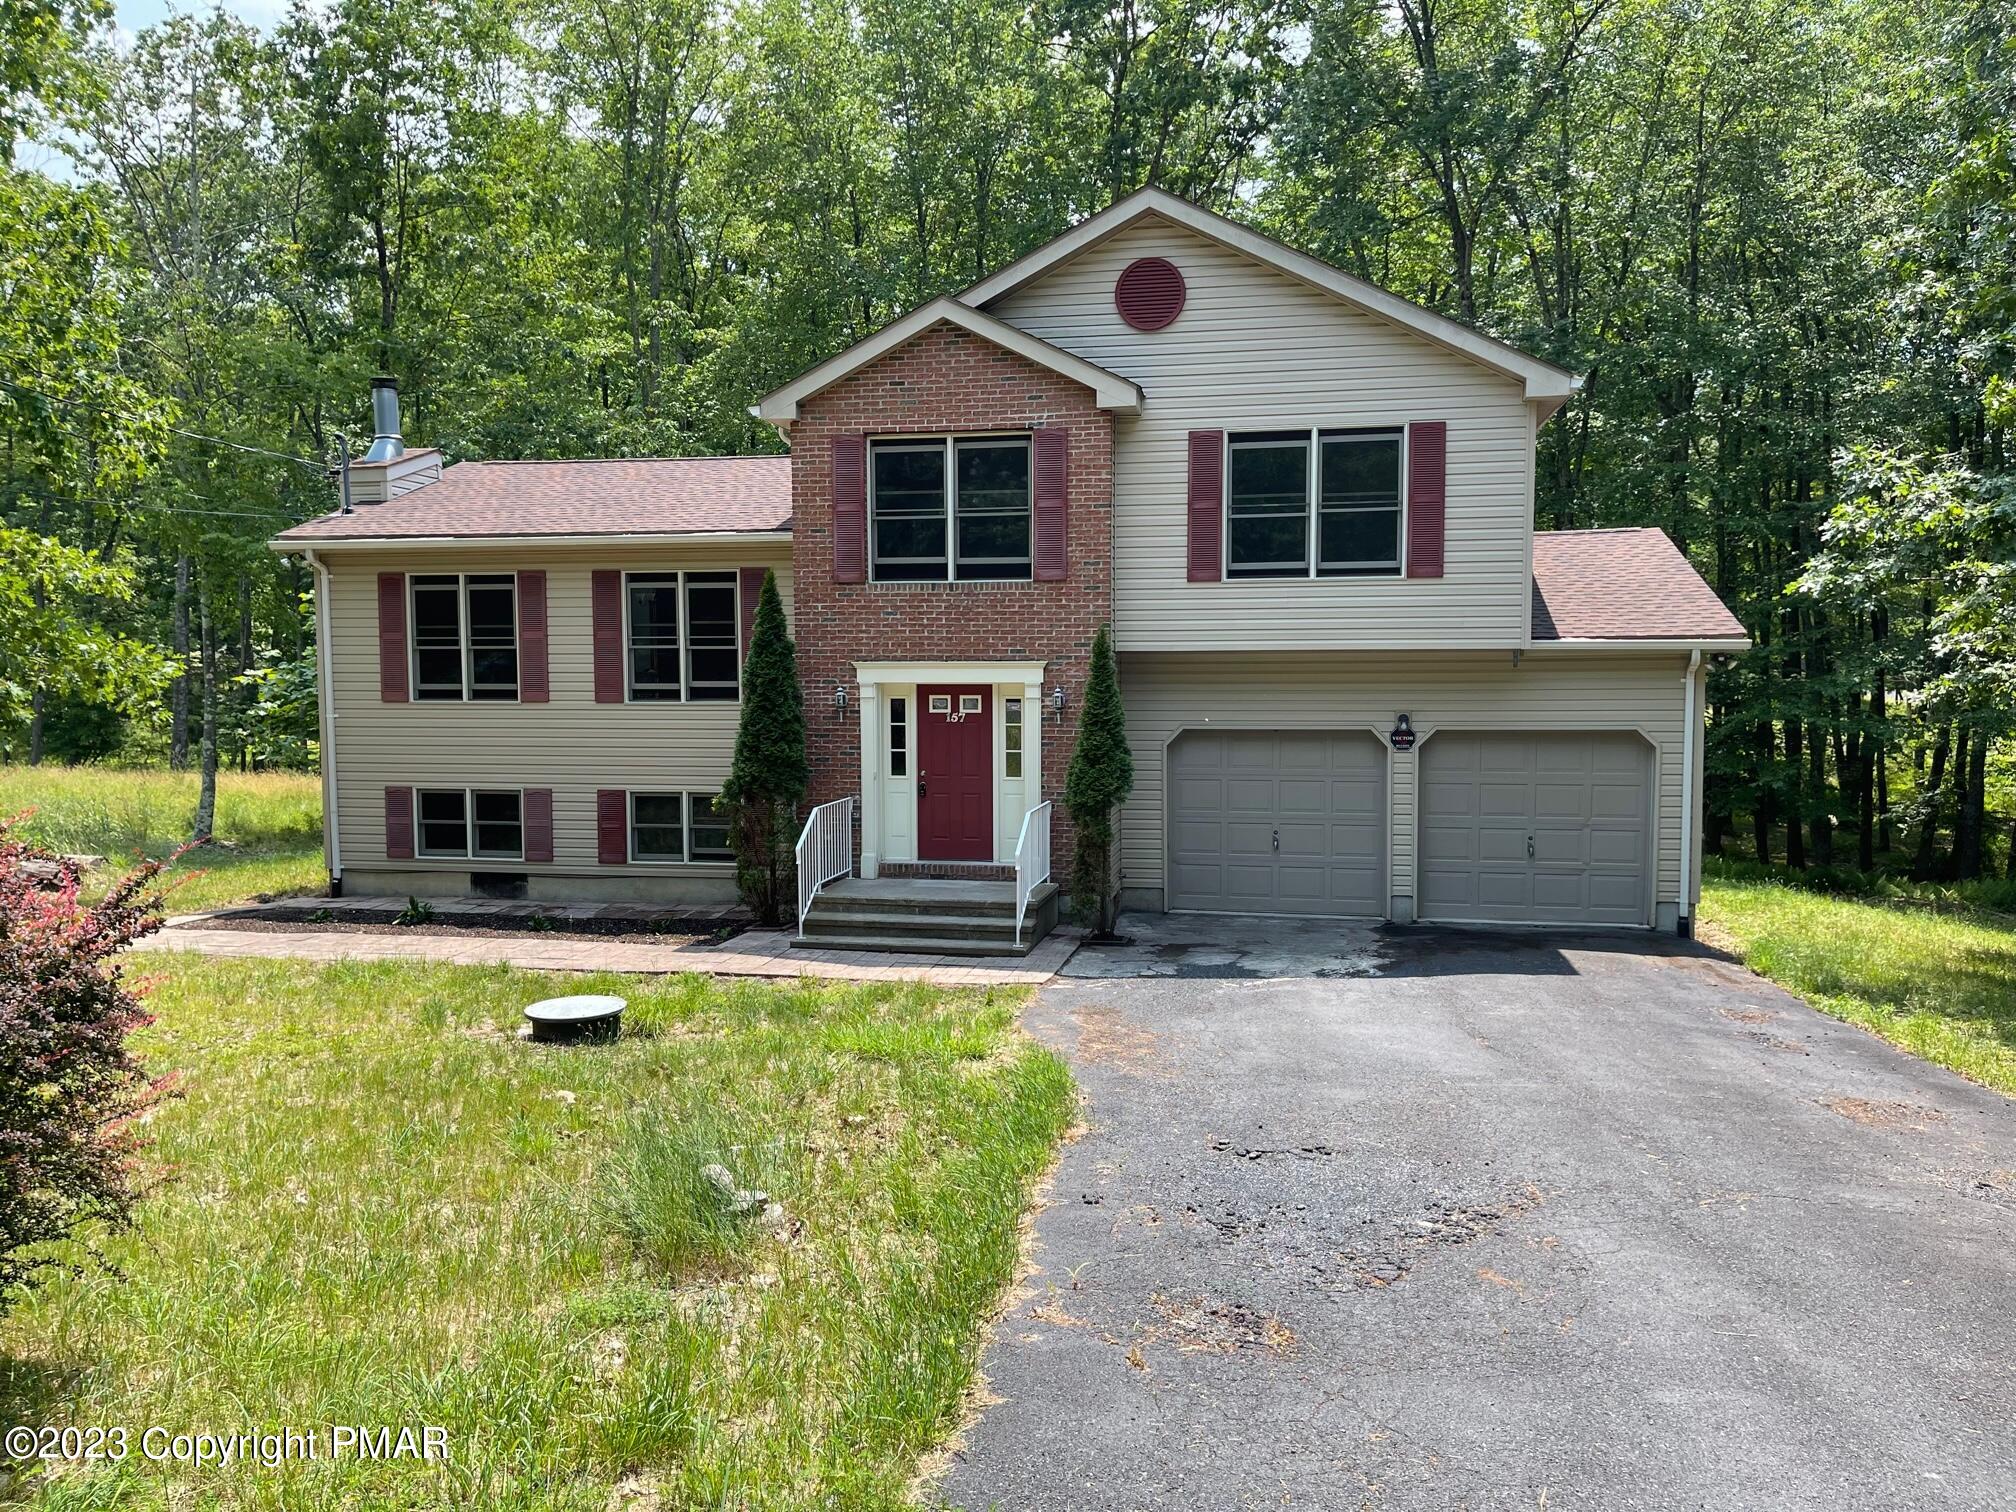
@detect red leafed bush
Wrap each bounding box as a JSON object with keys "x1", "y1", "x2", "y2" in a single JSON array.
[{"x1": 0, "y1": 817, "x2": 177, "y2": 1311}]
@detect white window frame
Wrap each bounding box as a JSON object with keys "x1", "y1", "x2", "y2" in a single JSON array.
[
  {"x1": 410, "y1": 572, "x2": 521, "y2": 702},
  {"x1": 621, "y1": 570, "x2": 742, "y2": 704},
  {"x1": 868, "y1": 432, "x2": 1034, "y2": 584},
  {"x1": 626, "y1": 790, "x2": 736, "y2": 865},
  {"x1": 414, "y1": 786, "x2": 525, "y2": 860},
  {"x1": 1222, "y1": 425, "x2": 1408, "y2": 580}
]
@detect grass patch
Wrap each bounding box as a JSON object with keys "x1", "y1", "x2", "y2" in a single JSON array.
[
  {"x1": 0, "y1": 957, "x2": 1073, "y2": 1509},
  {"x1": 0, "y1": 763, "x2": 324, "y2": 910},
  {"x1": 1700, "y1": 864, "x2": 2016, "y2": 1095}
]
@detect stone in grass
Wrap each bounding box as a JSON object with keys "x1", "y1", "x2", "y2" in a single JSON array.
[{"x1": 701, "y1": 1161, "x2": 768, "y2": 1216}]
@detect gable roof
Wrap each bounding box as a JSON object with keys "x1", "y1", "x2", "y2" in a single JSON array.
[
  {"x1": 754, "y1": 296, "x2": 1143, "y2": 424},
  {"x1": 962, "y1": 187, "x2": 1580, "y2": 403},
  {"x1": 271, "y1": 455, "x2": 792, "y2": 547},
  {"x1": 1531, "y1": 528, "x2": 1748, "y2": 644}
]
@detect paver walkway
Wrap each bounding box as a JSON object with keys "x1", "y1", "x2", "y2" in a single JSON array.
[{"x1": 138, "y1": 910, "x2": 1078, "y2": 987}]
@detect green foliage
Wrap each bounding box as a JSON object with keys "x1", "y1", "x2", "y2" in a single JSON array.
[
  {"x1": 1062, "y1": 625, "x2": 1132, "y2": 931},
  {"x1": 721, "y1": 570, "x2": 807, "y2": 927},
  {"x1": 395, "y1": 895, "x2": 435, "y2": 926}
]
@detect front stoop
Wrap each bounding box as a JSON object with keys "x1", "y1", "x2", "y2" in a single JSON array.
[{"x1": 797, "y1": 876, "x2": 1060, "y2": 957}]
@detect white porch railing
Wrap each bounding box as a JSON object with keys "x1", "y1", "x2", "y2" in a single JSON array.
[
  {"x1": 1013, "y1": 801, "x2": 1054, "y2": 946},
  {"x1": 795, "y1": 796, "x2": 856, "y2": 938}
]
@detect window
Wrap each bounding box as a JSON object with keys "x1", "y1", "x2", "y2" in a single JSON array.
[
  {"x1": 889, "y1": 696, "x2": 908, "y2": 777},
  {"x1": 1224, "y1": 427, "x2": 1404, "y2": 579},
  {"x1": 416, "y1": 788, "x2": 522, "y2": 859},
  {"x1": 624, "y1": 571, "x2": 742, "y2": 701},
  {"x1": 1005, "y1": 698, "x2": 1024, "y2": 779},
  {"x1": 628, "y1": 791, "x2": 734, "y2": 864},
  {"x1": 631, "y1": 793, "x2": 686, "y2": 862},
  {"x1": 870, "y1": 435, "x2": 1031, "y2": 582},
  {"x1": 411, "y1": 575, "x2": 518, "y2": 700}
]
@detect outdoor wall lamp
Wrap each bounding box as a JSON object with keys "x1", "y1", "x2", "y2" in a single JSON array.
[
  {"x1": 834, "y1": 684, "x2": 849, "y2": 720},
  {"x1": 1051, "y1": 684, "x2": 1068, "y2": 722}
]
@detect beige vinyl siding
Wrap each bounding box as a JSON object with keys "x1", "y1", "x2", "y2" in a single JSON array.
[
  {"x1": 323, "y1": 543, "x2": 790, "y2": 880},
  {"x1": 1119, "y1": 650, "x2": 1691, "y2": 914},
  {"x1": 990, "y1": 217, "x2": 1538, "y2": 651}
]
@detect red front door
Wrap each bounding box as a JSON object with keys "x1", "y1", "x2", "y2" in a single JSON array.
[{"x1": 917, "y1": 685, "x2": 993, "y2": 861}]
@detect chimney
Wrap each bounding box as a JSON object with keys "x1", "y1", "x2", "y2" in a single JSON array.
[{"x1": 363, "y1": 375, "x2": 405, "y2": 463}]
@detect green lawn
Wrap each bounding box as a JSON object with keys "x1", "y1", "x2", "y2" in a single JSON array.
[
  {"x1": 0, "y1": 958, "x2": 1073, "y2": 1509},
  {"x1": 0, "y1": 763, "x2": 325, "y2": 911},
  {"x1": 1701, "y1": 866, "x2": 2016, "y2": 1095}
]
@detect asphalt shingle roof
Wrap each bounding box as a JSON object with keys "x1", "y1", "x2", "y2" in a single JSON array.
[
  {"x1": 1531, "y1": 527, "x2": 1746, "y2": 641},
  {"x1": 273, "y1": 455, "x2": 792, "y2": 542}
]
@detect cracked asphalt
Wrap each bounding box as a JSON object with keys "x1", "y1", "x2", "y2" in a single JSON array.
[{"x1": 935, "y1": 917, "x2": 2016, "y2": 1511}]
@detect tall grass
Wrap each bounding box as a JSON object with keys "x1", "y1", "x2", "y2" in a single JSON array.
[
  {"x1": 0, "y1": 958, "x2": 1074, "y2": 1510},
  {"x1": 1701, "y1": 872, "x2": 2016, "y2": 1094},
  {"x1": 1703, "y1": 854, "x2": 2016, "y2": 918},
  {"x1": 0, "y1": 763, "x2": 324, "y2": 908}
]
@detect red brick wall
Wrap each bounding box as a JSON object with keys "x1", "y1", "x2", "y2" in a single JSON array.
[{"x1": 789, "y1": 319, "x2": 1115, "y2": 872}]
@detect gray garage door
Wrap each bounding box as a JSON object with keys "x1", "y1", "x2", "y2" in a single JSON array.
[
  {"x1": 1168, "y1": 730, "x2": 1386, "y2": 916},
  {"x1": 1419, "y1": 731, "x2": 1651, "y2": 926}
]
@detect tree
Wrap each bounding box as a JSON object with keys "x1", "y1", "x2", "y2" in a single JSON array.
[
  {"x1": 1062, "y1": 624, "x2": 1132, "y2": 936},
  {"x1": 0, "y1": 822, "x2": 175, "y2": 1311},
  {"x1": 720, "y1": 569, "x2": 806, "y2": 925}
]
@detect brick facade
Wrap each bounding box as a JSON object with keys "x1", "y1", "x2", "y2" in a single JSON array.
[{"x1": 788, "y1": 319, "x2": 1116, "y2": 873}]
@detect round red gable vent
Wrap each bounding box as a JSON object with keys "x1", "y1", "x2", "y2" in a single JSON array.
[{"x1": 1115, "y1": 257, "x2": 1186, "y2": 331}]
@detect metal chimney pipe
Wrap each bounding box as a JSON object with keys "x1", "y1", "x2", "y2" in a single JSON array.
[{"x1": 363, "y1": 375, "x2": 405, "y2": 463}]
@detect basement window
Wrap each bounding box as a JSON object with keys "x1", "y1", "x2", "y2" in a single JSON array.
[
  {"x1": 411, "y1": 574, "x2": 519, "y2": 700},
  {"x1": 628, "y1": 791, "x2": 735, "y2": 864},
  {"x1": 416, "y1": 788, "x2": 523, "y2": 860}
]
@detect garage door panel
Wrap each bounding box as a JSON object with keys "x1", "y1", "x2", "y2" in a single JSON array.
[
  {"x1": 1170, "y1": 729, "x2": 1386, "y2": 917},
  {"x1": 1421, "y1": 732, "x2": 1650, "y2": 926}
]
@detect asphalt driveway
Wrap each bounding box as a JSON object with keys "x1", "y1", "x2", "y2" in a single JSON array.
[{"x1": 937, "y1": 916, "x2": 2016, "y2": 1511}]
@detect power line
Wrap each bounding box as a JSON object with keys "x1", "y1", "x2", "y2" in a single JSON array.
[
  {"x1": 0, "y1": 375, "x2": 334, "y2": 474},
  {"x1": 2, "y1": 481, "x2": 305, "y2": 523}
]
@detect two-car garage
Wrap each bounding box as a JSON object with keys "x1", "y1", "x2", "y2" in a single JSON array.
[{"x1": 1165, "y1": 726, "x2": 1653, "y2": 927}]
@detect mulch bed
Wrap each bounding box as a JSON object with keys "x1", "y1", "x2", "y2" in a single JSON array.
[{"x1": 177, "y1": 915, "x2": 740, "y2": 947}]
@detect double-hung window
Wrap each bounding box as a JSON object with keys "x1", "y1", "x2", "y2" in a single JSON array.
[
  {"x1": 870, "y1": 435, "x2": 1032, "y2": 582},
  {"x1": 1225, "y1": 427, "x2": 1404, "y2": 579},
  {"x1": 416, "y1": 788, "x2": 523, "y2": 859},
  {"x1": 412, "y1": 574, "x2": 519, "y2": 699},
  {"x1": 624, "y1": 571, "x2": 741, "y2": 701},
  {"x1": 629, "y1": 791, "x2": 735, "y2": 863}
]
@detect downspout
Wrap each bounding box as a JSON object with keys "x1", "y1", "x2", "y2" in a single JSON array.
[
  {"x1": 305, "y1": 548, "x2": 342, "y2": 896},
  {"x1": 1678, "y1": 649, "x2": 1701, "y2": 938}
]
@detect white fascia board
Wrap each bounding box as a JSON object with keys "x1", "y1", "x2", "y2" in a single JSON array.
[
  {"x1": 854, "y1": 659, "x2": 1048, "y2": 686},
  {"x1": 962, "y1": 187, "x2": 1581, "y2": 403},
  {"x1": 1528, "y1": 636, "x2": 1753, "y2": 652},
  {"x1": 270, "y1": 530, "x2": 793, "y2": 554},
  {"x1": 755, "y1": 297, "x2": 1142, "y2": 422}
]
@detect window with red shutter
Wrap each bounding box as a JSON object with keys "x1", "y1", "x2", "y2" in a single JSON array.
[
  {"x1": 596, "y1": 789, "x2": 627, "y2": 864},
  {"x1": 518, "y1": 572, "x2": 549, "y2": 702},
  {"x1": 832, "y1": 434, "x2": 867, "y2": 583},
  {"x1": 1406, "y1": 421, "x2": 1447, "y2": 579},
  {"x1": 384, "y1": 786, "x2": 415, "y2": 859},
  {"x1": 591, "y1": 570, "x2": 623, "y2": 702},
  {"x1": 523, "y1": 789, "x2": 554, "y2": 862}
]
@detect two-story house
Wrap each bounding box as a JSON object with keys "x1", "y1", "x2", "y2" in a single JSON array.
[{"x1": 272, "y1": 188, "x2": 1748, "y2": 948}]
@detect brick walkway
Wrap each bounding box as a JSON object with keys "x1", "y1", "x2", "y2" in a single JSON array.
[{"x1": 137, "y1": 906, "x2": 1080, "y2": 988}]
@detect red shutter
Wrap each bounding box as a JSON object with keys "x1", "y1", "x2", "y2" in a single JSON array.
[
  {"x1": 1186, "y1": 430, "x2": 1224, "y2": 582},
  {"x1": 384, "y1": 786, "x2": 414, "y2": 860},
  {"x1": 1407, "y1": 421, "x2": 1447, "y2": 579},
  {"x1": 518, "y1": 571, "x2": 549, "y2": 702},
  {"x1": 738, "y1": 566, "x2": 767, "y2": 667},
  {"x1": 377, "y1": 573, "x2": 409, "y2": 701},
  {"x1": 523, "y1": 788, "x2": 553, "y2": 862},
  {"x1": 1033, "y1": 427, "x2": 1069, "y2": 581},
  {"x1": 591, "y1": 570, "x2": 623, "y2": 703},
  {"x1": 596, "y1": 789, "x2": 627, "y2": 864},
  {"x1": 831, "y1": 433, "x2": 867, "y2": 583}
]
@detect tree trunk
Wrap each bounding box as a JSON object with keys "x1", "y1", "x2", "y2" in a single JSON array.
[
  {"x1": 170, "y1": 555, "x2": 191, "y2": 770},
  {"x1": 1857, "y1": 729, "x2": 1876, "y2": 873},
  {"x1": 1751, "y1": 722, "x2": 1774, "y2": 865},
  {"x1": 1913, "y1": 725, "x2": 1949, "y2": 875},
  {"x1": 27, "y1": 688, "x2": 44, "y2": 765},
  {"x1": 1946, "y1": 726, "x2": 1971, "y2": 878},
  {"x1": 1810, "y1": 730, "x2": 1833, "y2": 865},
  {"x1": 1955, "y1": 732, "x2": 1988, "y2": 880},
  {"x1": 193, "y1": 589, "x2": 219, "y2": 844},
  {"x1": 1784, "y1": 717, "x2": 1806, "y2": 869}
]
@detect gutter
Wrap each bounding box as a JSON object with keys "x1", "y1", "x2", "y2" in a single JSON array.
[
  {"x1": 304, "y1": 549, "x2": 342, "y2": 896},
  {"x1": 1678, "y1": 649, "x2": 1701, "y2": 938},
  {"x1": 270, "y1": 529, "x2": 792, "y2": 554}
]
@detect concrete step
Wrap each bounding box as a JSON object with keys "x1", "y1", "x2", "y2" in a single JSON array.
[
  {"x1": 792, "y1": 932, "x2": 1037, "y2": 959},
  {"x1": 812, "y1": 881, "x2": 1055, "y2": 920},
  {"x1": 802, "y1": 909, "x2": 1030, "y2": 944}
]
